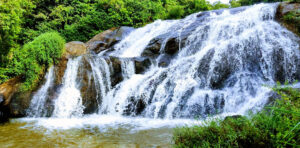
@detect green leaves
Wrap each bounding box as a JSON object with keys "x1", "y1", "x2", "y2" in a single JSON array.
[{"x1": 9, "y1": 32, "x2": 65, "y2": 91}]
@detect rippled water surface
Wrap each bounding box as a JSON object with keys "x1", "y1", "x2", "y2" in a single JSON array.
[{"x1": 0, "y1": 115, "x2": 204, "y2": 148}]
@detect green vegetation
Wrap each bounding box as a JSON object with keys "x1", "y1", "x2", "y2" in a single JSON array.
[
  {"x1": 173, "y1": 84, "x2": 300, "y2": 147},
  {"x1": 283, "y1": 9, "x2": 300, "y2": 35},
  {"x1": 1, "y1": 32, "x2": 65, "y2": 91}
]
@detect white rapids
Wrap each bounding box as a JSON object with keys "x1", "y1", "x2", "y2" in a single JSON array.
[{"x1": 26, "y1": 3, "x2": 300, "y2": 131}]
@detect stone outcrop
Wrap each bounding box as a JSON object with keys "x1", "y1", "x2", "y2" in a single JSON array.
[
  {"x1": 0, "y1": 77, "x2": 22, "y2": 121},
  {"x1": 86, "y1": 26, "x2": 135, "y2": 54},
  {"x1": 276, "y1": 2, "x2": 300, "y2": 36}
]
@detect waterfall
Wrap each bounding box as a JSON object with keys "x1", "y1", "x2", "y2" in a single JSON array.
[
  {"x1": 27, "y1": 3, "x2": 300, "y2": 120},
  {"x1": 98, "y1": 3, "x2": 300, "y2": 118},
  {"x1": 27, "y1": 66, "x2": 54, "y2": 117},
  {"x1": 89, "y1": 55, "x2": 112, "y2": 109},
  {"x1": 52, "y1": 57, "x2": 85, "y2": 118}
]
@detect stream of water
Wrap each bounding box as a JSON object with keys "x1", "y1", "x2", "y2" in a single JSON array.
[{"x1": 1, "y1": 3, "x2": 300, "y2": 148}]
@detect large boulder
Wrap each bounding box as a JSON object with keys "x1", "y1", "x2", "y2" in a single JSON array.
[
  {"x1": 65, "y1": 41, "x2": 87, "y2": 58},
  {"x1": 0, "y1": 77, "x2": 24, "y2": 119},
  {"x1": 86, "y1": 26, "x2": 135, "y2": 54},
  {"x1": 276, "y1": 2, "x2": 300, "y2": 36},
  {"x1": 55, "y1": 41, "x2": 87, "y2": 85}
]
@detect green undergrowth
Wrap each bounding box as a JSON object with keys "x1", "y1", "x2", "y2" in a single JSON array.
[
  {"x1": 283, "y1": 9, "x2": 300, "y2": 36},
  {"x1": 173, "y1": 83, "x2": 300, "y2": 147},
  {"x1": 2, "y1": 32, "x2": 65, "y2": 91}
]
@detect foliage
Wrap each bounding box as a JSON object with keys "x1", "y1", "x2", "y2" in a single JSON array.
[
  {"x1": 283, "y1": 10, "x2": 300, "y2": 35},
  {"x1": 173, "y1": 84, "x2": 300, "y2": 147},
  {"x1": 0, "y1": 0, "x2": 34, "y2": 66},
  {"x1": 8, "y1": 32, "x2": 65, "y2": 91}
]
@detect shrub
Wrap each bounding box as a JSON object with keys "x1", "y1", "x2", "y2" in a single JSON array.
[
  {"x1": 9, "y1": 32, "x2": 65, "y2": 91},
  {"x1": 167, "y1": 5, "x2": 185, "y2": 19},
  {"x1": 173, "y1": 84, "x2": 300, "y2": 147}
]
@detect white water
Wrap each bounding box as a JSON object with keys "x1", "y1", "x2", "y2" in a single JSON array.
[
  {"x1": 52, "y1": 57, "x2": 85, "y2": 118},
  {"x1": 98, "y1": 3, "x2": 300, "y2": 119},
  {"x1": 111, "y1": 20, "x2": 178, "y2": 57},
  {"x1": 26, "y1": 3, "x2": 300, "y2": 131},
  {"x1": 27, "y1": 66, "x2": 54, "y2": 117}
]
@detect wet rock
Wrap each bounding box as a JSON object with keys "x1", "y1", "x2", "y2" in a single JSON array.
[
  {"x1": 123, "y1": 97, "x2": 146, "y2": 116},
  {"x1": 54, "y1": 56, "x2": 68, "y2": 85},
  {"x1": 157, "y1": 54, "x2": 172, "y2": 67},
  {"x1": 87, "y1": 41, "x2": 107, "y2": 54},
  {"x1": 106, "y1": 56, "x2": 123, "y2": 87},
  {"x1": 134, "y1": 57, "x2": 152, "y2": 74},
  {"x1": 10, "y1": 91, "x2": 32, "y2": 117},
  {"x1": 0, "y1": 94, "x2": 9, "y2": 123},
  {"x1": 0, "y1": 77, "x2": 36, "y2": 118},
  {"x1": 55, "y1": 41, "x2": 88, "y2": 85},
  {"x1": 87, "y1": 27, "x2": 135, "y2": 54},
  {"x1": 165, "y1": 38, "x2": 180, "y2": 55},
  {"x1": 142, "y1": 36, "x2": 181, "y2": 58},
  {"x1": 77, "y1": 56, "x2": 98, "y2": 114}
]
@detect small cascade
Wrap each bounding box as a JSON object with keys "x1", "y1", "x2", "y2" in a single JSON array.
[
  {"x1": 120, "y1": 59, "x2": 135, "y2": 79},
  {"x1": 111, "y1": 20, "x2": 178, "y2": 57},
  {"x1": 89, "y1": 55, "x2": 112, "y2": 108},
  {"x1": 27, "y1": 66, "x2": 55, "y2": 117},
  {"x1": 52, "y1": 57, "x2": 84, "y2": 118}
]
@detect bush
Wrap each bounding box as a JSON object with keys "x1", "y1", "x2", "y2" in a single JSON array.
[
  {"x1": 173, "y1": 84, "x2": 300, "y2": 147},
  {"x1": 167, "y1": 5, "x2": 185, "y2": 19},
  {"x1": 9, "y1": 32, "x2": 65, "y2": 91}
]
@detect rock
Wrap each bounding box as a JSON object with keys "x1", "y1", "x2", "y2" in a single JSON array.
[
  {"x1": 0, "y1": 77, "x2": 22, "y2": 106},
  {"x1": 106, "y1": 57, "x2": 123, "y2": 87},
  {"x1": 65, "y1": 41, "x2": 87, "y2": 58},
  {"x1": 87, "y1": 27, "x2": 135, "y2": 54},
  {"x1": 157, "y1": 54, "x2": 172, "y2": 67},
  {"x1": 276, "y1": 2, "x2": 300, "y2": 36},
  {"x1": 54, "y1": 57, "x2": 68, "y2": 85},
  {"x1": 87, "y1": 41, "x2": 107, "y2": 54},
  {"x1": 142, "y1": 38, "x2": 161, "y2": 57},
  {"x1": 55, "y1": 41, "x2": 88, "y2": 85},
  {"x1": 278, "y1": 2, "x2": 300, "y2": 15},
  {"x1": 77, "y1": 55, "x2": 98, "y2": 114},
  {"x1": 134, "y1": 57, "x2": 152, "y2": 74},
  {"x1": 0, "y1": 94, "x2": 9, "y2": 123},
  {"x1": 9, "y1": 91, "x2": 32, "y2": 117},
  {"x1": 0, "y1": 77, "x2": 27, "y2": 119}
]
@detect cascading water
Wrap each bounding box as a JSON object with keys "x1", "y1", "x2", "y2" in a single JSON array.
[
  {"x1": 27, "y1": 66, "x2": 54, "y2": 117},
  {"x1": 52, "y1": 57, "x2": 85, "y2": 118},
  {"x1": 96, "y1": 3, "x2": 300, "y2": 119},
  {"x1": 14, "y1": 3, "x2": 300, "y2": 147},
  {"x1": 27, "y1": 3, "x2": 299, "y2": 121}
]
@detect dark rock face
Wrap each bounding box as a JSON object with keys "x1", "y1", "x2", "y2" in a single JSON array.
[
  {"x1": 78, "y1": 56, "x2": 98, "y2": 114},
  {"x1": 9, "y1": 91, "x2": 32, "y2": 117},
  {"x1": 0, "y1": 94, "x2": 9, "y2": 123},
  {"x1": 134, "y1": 57, "x2": 152, "y2": 74}
]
